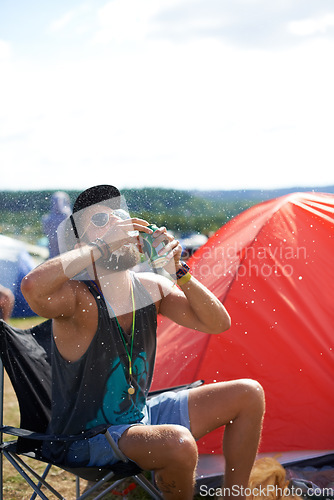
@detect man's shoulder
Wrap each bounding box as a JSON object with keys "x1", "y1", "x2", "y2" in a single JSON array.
[
  {"x1": 135, "y1": 271, "x2": 172, "y2": 287},
  {"x1": 134, "y1": 271, "x2": 176, "y2": 304}
]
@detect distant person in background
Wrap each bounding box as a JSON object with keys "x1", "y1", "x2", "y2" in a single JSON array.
[
  {"x1": 42, "y1": 192, "x2": 72, "y2": 259},
  {"x1": 0, "y1": 284, "x2": 15, "y2": 321}
]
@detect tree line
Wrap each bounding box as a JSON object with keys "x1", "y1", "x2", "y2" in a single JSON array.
[{"x1": 0, "y1": 188, "x2": 258, "y2": 244}]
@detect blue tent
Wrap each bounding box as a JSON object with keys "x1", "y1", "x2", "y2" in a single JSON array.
[{"x1": 0, "y1": 235, "x2": 37, "y2": 318}]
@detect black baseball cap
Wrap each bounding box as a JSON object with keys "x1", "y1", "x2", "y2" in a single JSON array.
[{"x1": 73, "y1": 185, "x2": 121, "y2": 214}]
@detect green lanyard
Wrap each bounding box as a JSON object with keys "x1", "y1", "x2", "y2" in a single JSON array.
[
  {"x1": 114, "y1": 282, "x2": 136, "y2": 395},
  {"x1": 90, "y1": 274, "x2": 136, "y2": 396}
]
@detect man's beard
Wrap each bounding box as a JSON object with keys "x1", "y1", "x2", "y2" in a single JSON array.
[{"x1": 99, "y1": 243, "x2": 141, "y2": 272}]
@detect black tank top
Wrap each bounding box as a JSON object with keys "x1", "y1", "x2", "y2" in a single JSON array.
[{"x1": 48, "y1": 272, "x2": 157, "y2": 437}]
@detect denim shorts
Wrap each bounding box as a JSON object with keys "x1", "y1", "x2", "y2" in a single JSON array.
[{"x1": 66, "y1": 389, "x2": 190, "y2": 467}]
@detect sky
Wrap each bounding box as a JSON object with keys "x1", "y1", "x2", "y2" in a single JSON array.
[{"x1": 1, "y1": 0, "x2": 334, "y2": 192}]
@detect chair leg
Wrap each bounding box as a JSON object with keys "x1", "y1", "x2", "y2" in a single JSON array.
[
  {"x1": 4, "y1": 450, "x2": 67, "y2": 500},
  {"x1": 30, "y1": 464, "x2": 52, "y2": 500},
  {"x1": 134, "y1": 473, "x2": 163, "y2": 500},
  {"x1": 76, "y1": 470, "x2": 118, "y2": 500},
  {"x1": 0, "y1": 451, "x2": 3, "y2": 500},
  {"x1": 0, "y1": 450, "x2": 3, "y2": 500},
  {"x1": 10, "y1": 453, "x2": 63, "y2": 499},
  {"x1": 78, "y1": 475, "x2": 162, "y2": 500},
  {"x1": 3, "y1": 450, "x2": 50, "y2": 500},
  {"x1": 76, "y1": 475, "x2": 80, "y2": 498},
  {"x1": 80, "y1": 478, "x2": 128, "y2": 500}
]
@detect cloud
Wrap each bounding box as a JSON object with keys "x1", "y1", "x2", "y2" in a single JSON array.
[
  {"x1": 288, "y1": 13, "x2": 334, "y2": 37},
  {"x1": 2, "y1": 31, "x2": 334, "y2": 191},
  {"x1": 46, "y1": 1, "x2": 334, "y2": 50},
  {"x1": 0, "y1": 40, "x2": 11, "y2": 59},
  {"x1": 149, "y1": 0, "x2": 334, "y2": 48},
  {"x1": 47, "y1": 4, "x2": 94, "y2": 38},
  {"x1": 92, "y1": 0, "x2": 177, "y2": 44},
  {"x1": 1, "y1": 0, "x2": 334, "y2": 191},
  {"x1": 48, "y1": 11, "x2": 77, "y2": 33}
]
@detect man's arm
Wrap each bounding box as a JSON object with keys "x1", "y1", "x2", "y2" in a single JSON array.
[
  {"x1": 144, "y1": 225, "x2": 231, "y2": 334},
  {"x1": 157, "y1": 273, "x2": 231, "y2": 334},
  {"x1": 21, "y1": 244, "x2": 96, "y2": 319}
]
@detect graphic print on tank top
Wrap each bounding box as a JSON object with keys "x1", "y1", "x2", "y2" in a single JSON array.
[{"x1": 86, "y1": 350, "x2": 150, "y2": 428}]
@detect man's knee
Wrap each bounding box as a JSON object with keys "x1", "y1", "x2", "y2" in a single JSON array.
[
  {"x1": 239, "y1": 379, "x2": 265, "y2": 415},
  {"x1": 163, "y1": 425, "x2": 198, "y2": 468},
  {"x1": 119, "y1": 424, "x2": 198, "y2": 471}
]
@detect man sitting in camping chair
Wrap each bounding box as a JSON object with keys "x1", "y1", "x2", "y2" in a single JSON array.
[{"x1": 22, "y1": 185, "x2": 265, "y2": 500}]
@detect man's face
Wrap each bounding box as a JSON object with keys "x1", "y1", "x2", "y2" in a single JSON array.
[
  {"x1": 78, "y1": 204, "x2": 121, "y2": 240},
  {"x1": 78, "y1": 204, "x2": 141, "y2": 272}
]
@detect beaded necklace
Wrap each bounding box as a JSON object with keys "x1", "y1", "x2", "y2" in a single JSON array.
[{"x1": 90, "y1": 250, "x2": 137, "y2": 396}]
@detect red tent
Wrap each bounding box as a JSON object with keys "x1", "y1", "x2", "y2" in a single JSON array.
[{"x1": 151, "y1": 192, "x2": 334, "y2": 455}]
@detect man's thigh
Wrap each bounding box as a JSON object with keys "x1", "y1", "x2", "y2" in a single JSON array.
[
  {"x1": 118, "y1": 390, "x2": 193, "y2": 470},
  {"x1": 147, "y1": 388, "x2": 190, "y2": 429},
  {"x1": 188, "y1": 379, "x2": 264, "y2": 440}
]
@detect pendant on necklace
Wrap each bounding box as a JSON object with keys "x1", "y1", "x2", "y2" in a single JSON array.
[{"x1": 128, "y1": 385, "x2": 135, "y2": 395}]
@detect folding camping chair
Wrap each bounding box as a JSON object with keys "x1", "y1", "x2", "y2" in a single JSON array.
[{"x1": 0, "y1": 318, "x2": 203, "y2": 499}]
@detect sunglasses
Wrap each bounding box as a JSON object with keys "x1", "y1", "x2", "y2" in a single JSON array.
[
  {"x1": 90, "y1": 212, "x2": 110, "y2": 228},
  {"x1": 77, "y1": 209, "x2": 130, "y2": 239},
  {"x1": 90, "y1": 209, "x2": 130, "y2": 227}
]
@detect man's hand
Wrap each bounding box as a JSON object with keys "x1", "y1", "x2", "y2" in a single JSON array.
[
  {"x1": 150, "y1": 226, "x2": 183, "y2": 275},
  {"x1": 97, "y1": 217, "x2": 153, "y2": 254}
]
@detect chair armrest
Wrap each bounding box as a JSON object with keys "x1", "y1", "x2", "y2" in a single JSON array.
[{"x1": 103, "y1": 430, "x2": 128, "y2": 463}]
